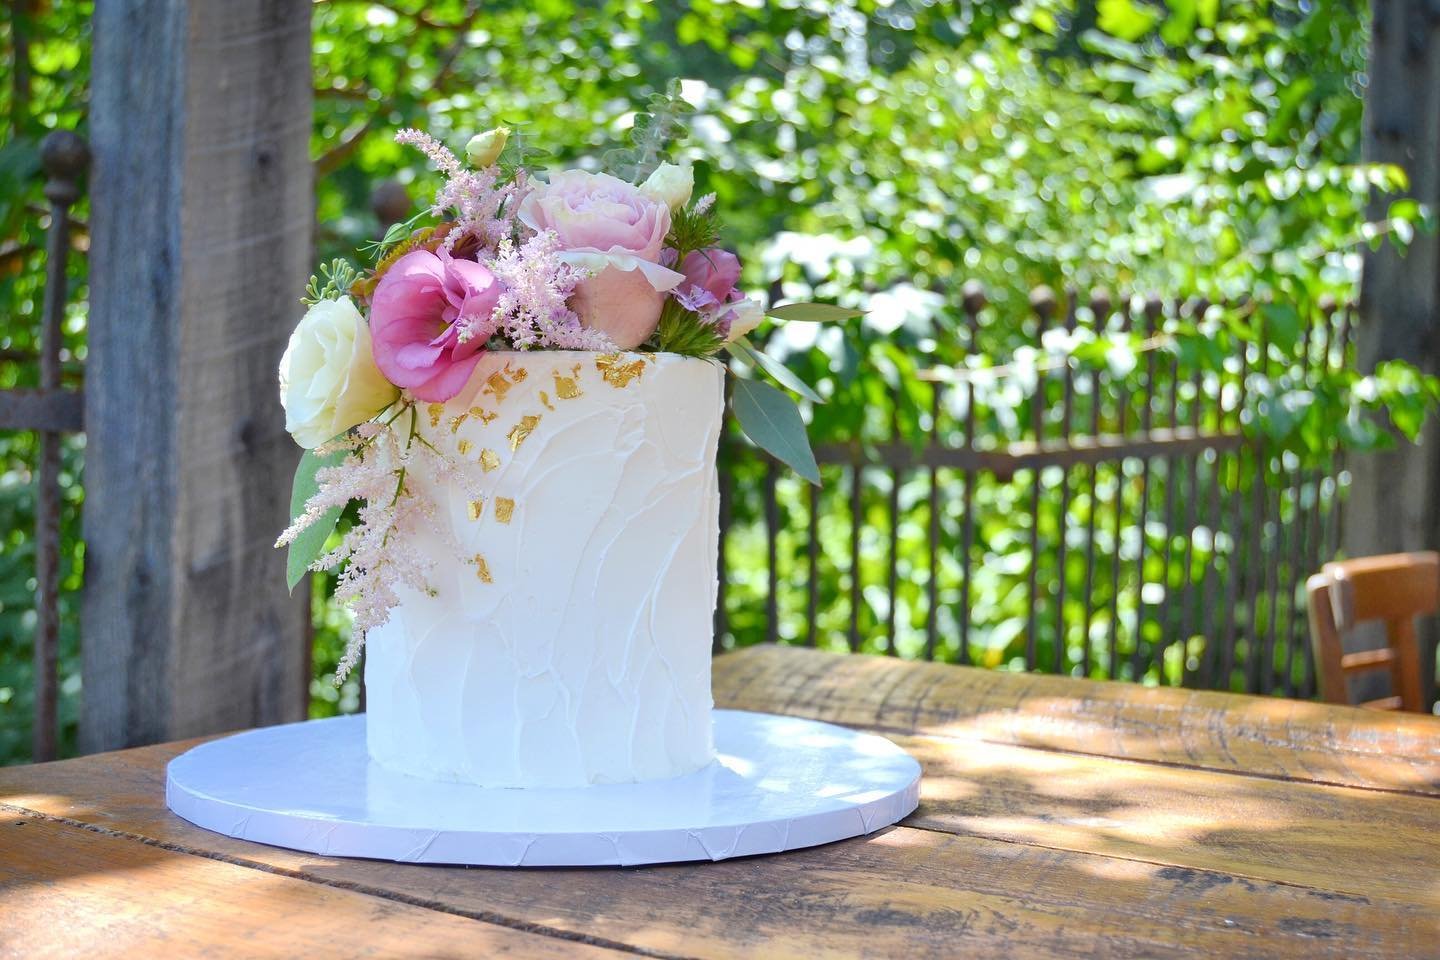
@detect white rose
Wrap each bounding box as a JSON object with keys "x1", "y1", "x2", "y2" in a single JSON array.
[
  {"x1": 639, "y1": 162, "x2": 694, "y2": 211},
  {"x1": 279, "y1": 297, "x2": 399, "y2": 449},
  {"x1": 725, "y1": 297, "x2": 765, "y2": 342},
  {"x1": 465, "y1": 126, "x2": 510, "y2": 168}
]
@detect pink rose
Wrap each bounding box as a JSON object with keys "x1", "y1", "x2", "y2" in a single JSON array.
[
  {"x1": 517, "y1": 170, "x2": 685, "y2": 349},
  {"x1": 370, "y1": 248, "x2": 504, "y2": 402}
]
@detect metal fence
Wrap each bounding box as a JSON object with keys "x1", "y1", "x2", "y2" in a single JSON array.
[
  {"x1": 0, "y1": 132, "x2": 88, "y2": 762},
  {"x1": 715, "y1": 286, "x2": 1351, "y2": 699}
]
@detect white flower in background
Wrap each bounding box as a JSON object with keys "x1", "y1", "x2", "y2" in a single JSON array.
[
  {"x1": 279, "y1": 297, "x2": 399, "y2": 449},
  {"x1": 725, "y1": 297, "x2": 765, "y2": 342},
  {"x1": 639, "y1": 161, "x2": 694, "y2": 211},
  {"x1": 865, "y1": 283, "x2": 944, "y2": 335},
  {"x1": 465, "y1": 126, "x2": 510, "y2": 168},
  {"x1": 760, "y1": 231, "x2": 875, "y2": 281}
]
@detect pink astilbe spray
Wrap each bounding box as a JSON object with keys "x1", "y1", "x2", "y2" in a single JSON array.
[
  {"x1": 395, "y1": 128, "x2": 525, "y2": 258},
  {"x1": 276, "y1": 410, "x2": 476, "y2": 683},
  {"x1": 489, "y1": 231, "x2": 616, "y2": 350},
  {"x1": 393, "y1": 128, "x2": 466, "y2": 178}
]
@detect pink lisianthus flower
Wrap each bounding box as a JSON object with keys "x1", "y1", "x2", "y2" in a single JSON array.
[
  {"x1": 370, "y1": 248, "x2": 504, "y2": 402},
  {"x1": 517, "y1": 170, "x2": 685, "y2": 349},
  {"x1": 676, "y1": 247, "x2": 746, "y2": 337},
  {"x1": 679, "y1": 248, "x2": 742, "y2": 305}
]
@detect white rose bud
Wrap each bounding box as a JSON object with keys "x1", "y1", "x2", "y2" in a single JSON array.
[
  {"x1": 725, "y1": 297, "x2": 765, "y2": 342},
  {"x1": 639, "y1": 162, "x2": 694, "y2": 211},
  {"x1": 279, "y1": 297, "x2": 399, "y2": 449},
  {"x1": 465, "y1": 126, "x2": 510, "y2": 168}
]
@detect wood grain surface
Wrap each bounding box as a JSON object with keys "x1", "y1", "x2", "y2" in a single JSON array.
[
  {"x1": 3, "y1": 645, "x2": 1438, "y2": 959},
  {"x1": 0, "y1": 812, "x2": 622, "y2": 959},
  {"x1": 713, "y1": 644, "x2": 1440, "y2": 794}
]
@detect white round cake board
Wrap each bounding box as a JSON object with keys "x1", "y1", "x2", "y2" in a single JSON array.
[{"x1": 165, "y1": 709, "x2": 921, "y2": 867}]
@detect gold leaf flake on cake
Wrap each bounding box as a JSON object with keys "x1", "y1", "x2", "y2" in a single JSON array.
[
  {"x1": 457, "y1": 438, "x2": 473, "y2": 456},
  {"x1": 466, "y1": 498, "x2": 485, "y2": 521},
  {"x1": 494, "y1": 497, "x2": 515, "y2": 524},
  {"x1": 472, "y1": 554, "x2": 493, "y2": 583},
  {"x1": 426, "y1": 403, "x2": 445, "y2": 429},
  {"x1": 484, "y1": 371, "x2": 513, "y2": 402},
  {"x1": 479, "y1": 448, "x2": 501, "y2": 473},
  {"x1": 507, "y1": 414, "x2": 542, "y2": 451},
  {"x1": 448, "y1": 412, "x2": 469, "y2": 433},
  {"x1": 469, "y1": 406, "x2": 498, "y2": 425},
  {"x1": 539, "y1": 391, "x2": 555, "y2": 411},
  {"x1": 510, "y1": 366, "x2": 528, "y2": 383},
  {"x1": 552, "y1": 370, "x2": 582, "y2": 400},
  {"x1": 595, "y1": 352, "x2": 646, "y2": 388}
]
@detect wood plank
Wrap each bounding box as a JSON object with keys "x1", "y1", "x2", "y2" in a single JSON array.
[
  {"x1": 11, "y1": 729, "x2": 1440, "y2": 910},
  {"x1": 712, "y1": 645, "x2": 1440, "y2": 794},
  {"x1": 0, "y1": 812, "x2": 622, "y2": 959},
  {"x1": 888, "y1": 732, "x2": 1440, "y2": 907},
  {"x1": 83, "y1": 0, "x2": 311, "y2": 750},
  {"x1": 2, "y1": 745, "x2": 1434, "y2": 959}
]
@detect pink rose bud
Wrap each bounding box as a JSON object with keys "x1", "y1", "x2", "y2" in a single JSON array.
[{"x1": 370, "y1": 248, "x2": 504, "y2": 402}]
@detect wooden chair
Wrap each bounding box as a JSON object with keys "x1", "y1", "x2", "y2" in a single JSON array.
[{"x1": 1307, "y1": 552, "x2": 1437, "y2": 712}]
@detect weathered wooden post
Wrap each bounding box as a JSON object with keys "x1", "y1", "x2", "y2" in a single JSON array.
[
  {"x1": 82, "y1": 2, "x2": 314, "y2": 751},
  {"x1": 1346, "y1": 0, "x2": 1440, "y2": 704},
  {"x1": 1348, "y1": 0, "x2": 1440, "y2": 557}
]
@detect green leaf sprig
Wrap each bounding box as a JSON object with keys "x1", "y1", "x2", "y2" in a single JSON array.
[
  {"x1": 301, "y1": 259, "x2": 361, "y2": 306},
  {"x1": 716, "y1": 301, "x2": 863, "y2": 484},
  {"x1": 358, "y1": 209, "x2": 430, "y2": 264},
  {"x1": 285, "y1": 445, "x2": 349, "y2": 591}
]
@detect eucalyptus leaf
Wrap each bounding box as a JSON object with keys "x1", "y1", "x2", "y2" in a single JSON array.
[
  {"x1": 286, "y1": 444, "x2": 349, "y2": 592},
  {"x1": 732, "y1": 377, "x2": 821, "y2": 485},
  {"x1": 767, "y1": 302, "x2": 864, "y2": 323},
  {"x1": 729, "y1": 337, "x2": 824, "y2": 404}
]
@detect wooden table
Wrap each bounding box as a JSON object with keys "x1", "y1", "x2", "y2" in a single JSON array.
[{"x1": 4, "y1": 645, "x2": 1439, "y2": 958}]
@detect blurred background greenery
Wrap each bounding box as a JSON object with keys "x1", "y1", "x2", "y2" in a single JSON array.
[{"x1": 1, "y1": 0, "x2": 1426, "y2": 762}]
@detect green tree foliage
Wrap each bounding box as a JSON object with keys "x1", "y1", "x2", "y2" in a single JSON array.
[
  {"x1": 0, "y1": 2, "x2": 92, "y2": 764},
  {"x1": 301, "y1": 0, "x2": 1428, "y2": 701}
]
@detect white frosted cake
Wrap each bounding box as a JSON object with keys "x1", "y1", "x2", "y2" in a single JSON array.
[
  {"x1": 364, "y1": 351, "x2": 724, "y2": 787},
  {"x1": 274, "y1": 128, "x2": 828, "y2": 796}
]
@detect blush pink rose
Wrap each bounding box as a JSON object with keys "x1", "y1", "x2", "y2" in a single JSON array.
[
  {"x1": 369, "y1": 248, "x2": 504, "y2": 402},
  {"x1": 517, "y1": 170, "x2": 685, "y2": 349}
]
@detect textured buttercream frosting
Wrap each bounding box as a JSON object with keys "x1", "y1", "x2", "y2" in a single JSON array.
[{"x1": 364, "y1": 351, "x2": 723, "y2": 787}]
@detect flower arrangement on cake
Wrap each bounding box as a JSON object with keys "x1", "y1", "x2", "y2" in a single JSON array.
[{"x1": 275, "y1": 96, "x2": 857, "y2": 787}]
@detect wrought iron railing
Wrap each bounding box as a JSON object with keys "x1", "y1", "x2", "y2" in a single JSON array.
[
  {"x1": 0, "y1": 131, "x2": 89, "y2": 762},
  {"x1": 715, "y1": 286, "x2": 1351, "y2": 699}
]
